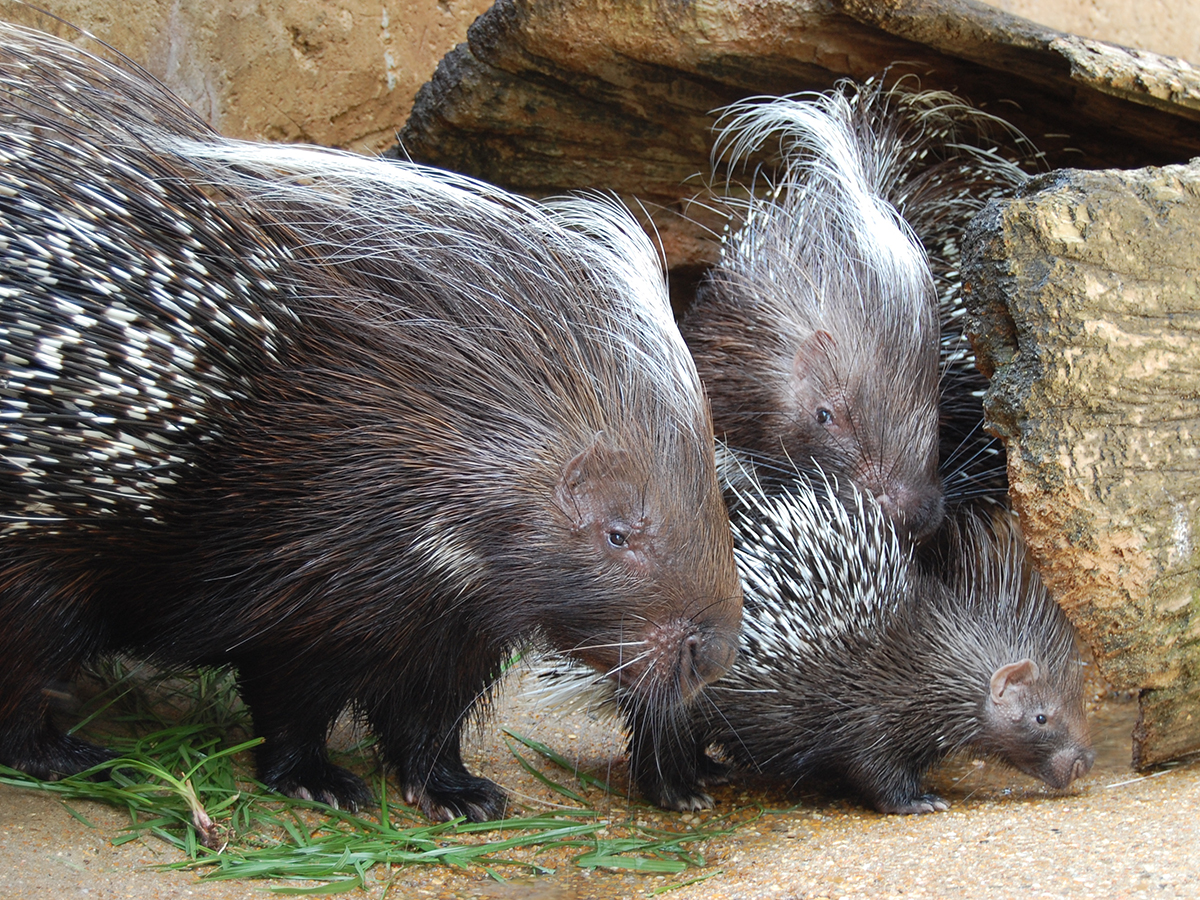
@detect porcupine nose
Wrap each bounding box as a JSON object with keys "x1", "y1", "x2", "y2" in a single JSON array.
[
  {"x1": 678, "y1": 627, "x2": 738, "y2": 701},
  {"x1": 872, "y1": 478, "x2": 944, "y2": 543},
  {"x1": 1042, "y1": 744, "x2": 1095, "y2": 789}
]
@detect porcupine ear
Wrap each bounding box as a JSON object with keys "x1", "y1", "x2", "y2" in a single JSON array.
[
  {"x1": 792, "y1": 330, "x2": 839, "y2": 416},
  {"x1": 555, "y1": 437, "x2": 635, "y2": 529},
  {"x1": 989, "y1": 658, "x2": 1041, "y2": 706}
]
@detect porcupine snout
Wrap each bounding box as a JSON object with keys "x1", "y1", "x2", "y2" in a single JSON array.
[
  {"x1": 869, "y1": 476, "x2": 944, "y2": 544},
  {"x1": 853, "y1": 453, "x2": 944, "y2": 543},
  {"x1": 684, "y1": 619, "x2": 739, "y2": 697},
  {"x1": 1035, "y1": 736, "x2": 1095, "y2": 789},
  {"x1": 641, "y1": 615, "x2": 738, "y2": 703}
]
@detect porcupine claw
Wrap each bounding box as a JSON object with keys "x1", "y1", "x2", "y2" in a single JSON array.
[{"x1": 876, "y1": 793, "x2": 951, "y2": 815}]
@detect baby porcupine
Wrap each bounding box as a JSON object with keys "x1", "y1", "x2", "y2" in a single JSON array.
[
  {"x1": 0, "y1": 21, "x2": 742, "y2": 821},
  {"x1": 695, "y1": 470, "x2": 1093, "y2": 814}
]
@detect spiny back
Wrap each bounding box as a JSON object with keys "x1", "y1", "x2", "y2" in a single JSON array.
[
  {"x1": 0, "y1": 21, "x2": 714, "y2": 534},
  {"x1": 726, "y1": 469, "x2": 910, "y2": 667},
  {"x1": 712, "y1": 87, "x2": 938, "y2": 359}
]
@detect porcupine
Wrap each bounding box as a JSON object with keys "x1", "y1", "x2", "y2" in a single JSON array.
[
  {"x1": 681, "y1": 79, "x2": 1035, "y2": 532},
  {"x1": 697, "y1": 470, "x2": 1093, "y2": 813},
  {"x1": 0, "y1": 21, "x2": 742, "y2": 821},
  {"x1": 536, "y1": 468, "x2": 1094, "y2": 814}
]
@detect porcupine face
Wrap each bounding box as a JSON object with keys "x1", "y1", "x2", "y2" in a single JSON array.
[
  {"x1": 685, "y1": 86, "x2": 945, "y2": 542},
  {"x1": 981, "y1": 657, "x2": 1094, "y2": 789},
  {"x1": 539, "y1": 417, "x2": 741, "y2": 709}
]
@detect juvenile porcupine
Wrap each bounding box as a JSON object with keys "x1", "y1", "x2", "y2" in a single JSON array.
[
  {"x1": 0, "y1": 21, "x2": 742, "y2": 821},
  {"x1": 534, "y1": 468, "x2": 1093, "y2": 814},
  {"x1": 681, "y1": 82, "x2": 945, "y2": 541},
  {"x1": 695, "y1": 471, "x2": 1093, "y2": 814},
  {"x1": 683, "y1": 79, "x2": 1037, "y2": 528}
]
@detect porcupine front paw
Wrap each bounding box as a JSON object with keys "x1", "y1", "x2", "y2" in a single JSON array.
[
  {"x1": 874, "y1": 792, "x2": 950, "y2": 815},
  {"x1": 261, "y1": 756, "x2": 374, "y2": 811},
  {"x1": 655, "y1": 781, "x2": 715, "y2": 813},
  {"x1": 694, "y1": 751, "x2": 731, "y2": 787},
  {"x1": 403, "y1": 769, "x2": 508, "y2": 823},
  {"x1": 653, "y1": 751, "x2": 729, "y2": 810}
]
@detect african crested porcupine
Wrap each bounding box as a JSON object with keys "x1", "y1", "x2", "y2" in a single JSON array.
[
  {"x1": 681, "y1": 79, "x2": 1037, "y2": 536},
  {"x1": 680, "y1": 81, "x2": 945, "y2": 541},
  {"x1": 695, "y1": 471, "x2": 1093, "y2": 814},
  {"x1": 0, "y1": 22, "x2": 742, "y2": 821},
  {"x1": 535, "y1": 469, "x2": 1093, "y2": 814}
]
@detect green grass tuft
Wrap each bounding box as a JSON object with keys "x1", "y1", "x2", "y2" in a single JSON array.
[{"x1": 0, "y1": 662, "x2": 755, "y2": 892}]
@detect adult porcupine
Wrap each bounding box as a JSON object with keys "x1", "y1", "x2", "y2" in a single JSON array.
[
  {"x1": 535, "y1": 470, "x2": 1093, "y2": 813},
  {"x1": 682, "y1": 79, "x2": 1035, "y2": 530},
  {"x1": 0, "y1": 21, "x2": 741, "y2": 821},
  {"x1": 695, "y1": 471, "x2": 1093, "y2": 814}
]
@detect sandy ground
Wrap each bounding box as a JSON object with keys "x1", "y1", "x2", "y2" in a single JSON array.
[{"x1": 1, "y1": 677, "x2": 1196, "y2": 900}]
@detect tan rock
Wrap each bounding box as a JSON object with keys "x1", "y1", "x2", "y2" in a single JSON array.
[{"x1": 0, "y1": 0, "x2": 493, "y2": 154}]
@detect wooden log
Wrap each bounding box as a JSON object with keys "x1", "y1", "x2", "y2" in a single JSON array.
[
  {"x1": 962, "y1": 162, "x2": 1200, "y2": 767},
  {"x1": 400, "y1": 0, "x2": 1200, "y2": 273}
]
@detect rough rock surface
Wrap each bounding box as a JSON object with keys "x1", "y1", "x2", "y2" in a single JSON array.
[
  {"x1": 962, "y1": 161, "x2": 1200, "y2": 767},
  {"x1": 0, "y1": 0, "x2": 493, "y2": 154},
  {"x1": 399, "y1": 0, "x2": 1200, "y2": 274}
]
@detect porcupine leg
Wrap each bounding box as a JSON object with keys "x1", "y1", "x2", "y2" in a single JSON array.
[
  {"x1": 847, "y1": 757, "x2": 949, "y2": 815},
  {"x1": 625, "y1": 706, "x2": 717, "y2": 811},
  {"x1": 363, "y1": 637, "x2": 508, "y2": 823},
  {"x1": 0, "y1": 576, "x2": 116, "y2": 779},
  {"x1": 235, "y1": 663, "x2": 372, "y2": 811}
]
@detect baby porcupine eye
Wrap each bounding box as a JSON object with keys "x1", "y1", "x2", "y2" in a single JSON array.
[{"x1": 816, "y1": 407, "x2": 834, "y2": 425}]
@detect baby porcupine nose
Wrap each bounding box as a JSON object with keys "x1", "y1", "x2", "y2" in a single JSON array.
[{"x1": 1047, "y1": 744, "x2": 1095, "y2": 789}]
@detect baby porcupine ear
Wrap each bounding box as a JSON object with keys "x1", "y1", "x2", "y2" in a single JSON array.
[{"x1": 988, "y1": 658, "x2": 1040, "y2": 716}]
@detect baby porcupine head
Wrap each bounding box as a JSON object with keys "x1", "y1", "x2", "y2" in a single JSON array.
[{"x1": 684, "y1": 83, "x2": 943, "y2": 542}]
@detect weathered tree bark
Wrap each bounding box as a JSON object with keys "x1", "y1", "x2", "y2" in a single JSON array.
[
  {"x1": 400, "y1": 0, "x2": 1200, "y2": 275},
  {"x1": 962, "y1": 162, "x2": 1200, "y2": 768}
]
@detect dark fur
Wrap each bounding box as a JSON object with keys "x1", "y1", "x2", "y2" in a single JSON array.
[
  {"x1": 0, "y1": 23, "x2": 741, "y2": 821},
  {"x1": 689, "y1": 473, "x2": 1093, "y2": 813}
]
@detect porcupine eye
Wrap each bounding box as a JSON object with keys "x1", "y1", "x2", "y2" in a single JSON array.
[
  {"x1": 1035, "y1": 714, "x2": 1048, "y2": 725},
  {"x1": 815, "y1": 407, "x2": 834, "y2": 426},
  {"x1": 607, "y1": 529, "x2": 629, "y2": 549}
]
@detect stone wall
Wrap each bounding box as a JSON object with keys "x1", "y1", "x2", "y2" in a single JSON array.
[{"x1": 0, "y1": 0, "x2": 492, "y2": 154}]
